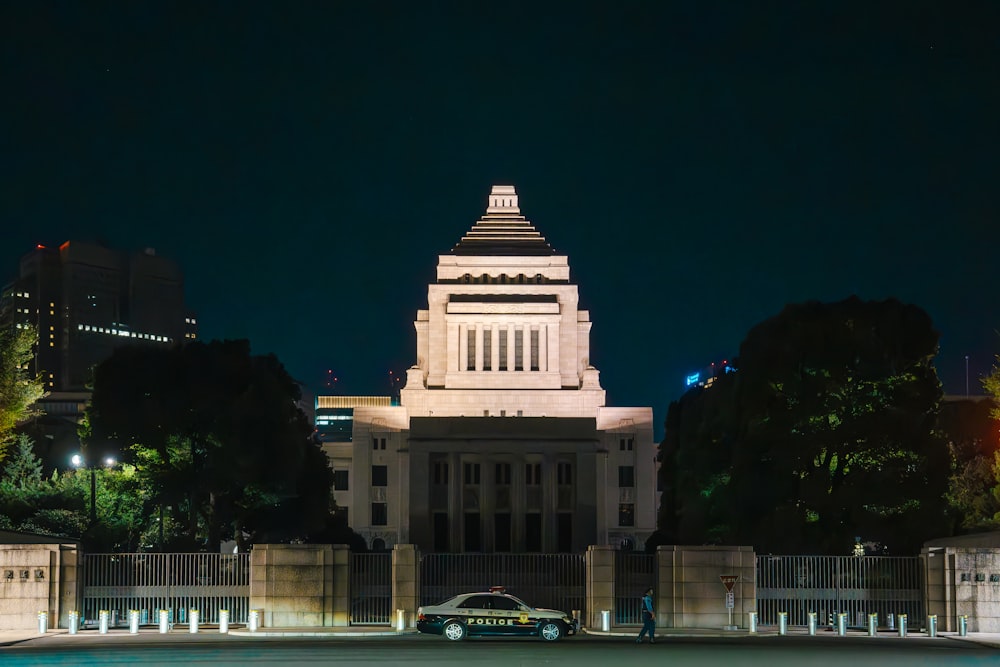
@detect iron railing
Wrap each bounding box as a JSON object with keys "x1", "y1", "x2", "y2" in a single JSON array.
[
  {"x1": 756, "y1": 555, "x2": 924, "y2": 628},
  {"x1": 350, "y1": 552, "x2": 391, "y2": 625},
  {"x1": 81, "y1": 553, "x2": 249, "y2": 626},
  {"x1": 614, "y1": 551, "x2": 655, "y2": 625}
]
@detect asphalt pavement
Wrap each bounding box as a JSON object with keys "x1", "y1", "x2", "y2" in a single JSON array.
[{"x1": 2, "y1": 624, "x2": 998, "y2": 650}]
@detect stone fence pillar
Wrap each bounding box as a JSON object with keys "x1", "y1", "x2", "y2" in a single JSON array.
[
  {"x1": 250, "y1": 543, "x2": 349, "y2": 627},
  {"x1": 585, "y1": 545, "x2": 615, "y2": 630},
  {"x1": 656, "y1": 545, "x2": 755, "y2": 629},
  {"x1": 391, "y1": 544, "x2": 420, "y2": 628}
]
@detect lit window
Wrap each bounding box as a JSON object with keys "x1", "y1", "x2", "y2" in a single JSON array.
[
  {"x1": 49, "y1": 342, "x2": 54, "y2": 347},
  {"x1": 77, "y1": 324, "x2": 83, "y2": 330},
  {"x1": 49, "y1": 302, "x2": 54, "y2": 307},
  {"x1": 618, "y1": 503, "x2": 635, "y2": 527}
]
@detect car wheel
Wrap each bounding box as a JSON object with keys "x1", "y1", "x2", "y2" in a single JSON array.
[
  {"x1": 443, "y1": 620, "x2": 467, "y2": 641},
  {"x1": 539, "y1": 621, "x2": 563, "y2": 642}
]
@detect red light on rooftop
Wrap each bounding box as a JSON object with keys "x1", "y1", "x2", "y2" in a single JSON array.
[{"x1": 36, "y1": 244, "x2": 46, "y2": 249}]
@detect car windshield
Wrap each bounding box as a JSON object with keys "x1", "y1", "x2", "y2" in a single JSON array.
[{"x1": 504, "y1": 594, "x2": 529, "y2": 609}]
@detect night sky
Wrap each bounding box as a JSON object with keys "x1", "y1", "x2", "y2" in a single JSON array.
[{"x1": 2, "y1": 2, "x2": 998, "y2": 438}]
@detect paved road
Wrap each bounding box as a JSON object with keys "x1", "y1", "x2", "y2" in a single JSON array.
[{"x1": 1, "y1": 633, "x2": 996, "y2": 667}]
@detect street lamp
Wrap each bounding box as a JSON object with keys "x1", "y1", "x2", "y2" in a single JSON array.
[{"x1": 71, "y1": 454, "x2": 116, "y2": 525}]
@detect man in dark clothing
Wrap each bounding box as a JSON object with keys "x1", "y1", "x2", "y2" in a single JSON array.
[{"x1": 635, "y1": 587, "x2": 655, "y2": 644}]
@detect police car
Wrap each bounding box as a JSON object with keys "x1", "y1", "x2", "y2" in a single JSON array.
[{"x1": 416, "y1": 587, "x2": 579, "y2": 641}]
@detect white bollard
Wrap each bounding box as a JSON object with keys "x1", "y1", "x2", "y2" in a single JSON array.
[
  {"x1": 887, "y1": 612, "x2": 895, "y2": 630},
  {"x1": 898, "y1": 614, "x2": 907, "y2": 638},
  {"x1": 868, "y1": 613, "x2": 878, "y2": 637},
  {"x1": 99, "y1": 610, "x2": 110, "y2": 634},
  {"x1": 219, "y1": 609, "x2": 229, "y2": 634},
  {"x1": 69, "y1": 610, "x2": 80, "y2": 635},
  {"x1": 159, "y1": 609, "x2": 170, "y2": 633},
  {"x1": 807, "y1": 612, "x2": 817, "y2": 636},
  {"x1": 189, "y1": 609, "x2": 199, "y2": 633},
  {"x1": 959, "y1": 615, "x2": 968, "y2": 637},
  {"x1": 836, "y1": 613, "x2": 847, "y2": 636},
  {"x1": 778, "y1": 611, "x2": 788, "y2": 635},
  {"x1": 748, "y1": 611, "x2": 758, "y2": 633},
  {"x1": 927, "y1": 614, "x2": 937, "y2": 637},
  {"x1": 129, "y1": 610, "x2": 140, "y2": 634},
  {"x1": 396, "y1": 609, "x2": 406, "y2": 631},
  {"x1": 38, "y1": 611, "x2": 48, "y2": 634},
  {"x1": 248, "y1": 609, "x2": 260, "y2": 632},
  {"x1": 600, "y1": 609, "x2": 610, "y2": 632}
]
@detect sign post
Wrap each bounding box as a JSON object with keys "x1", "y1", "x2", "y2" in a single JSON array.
[{"x1": 719, "y1": 575, "x2": 740, "y2": 630}]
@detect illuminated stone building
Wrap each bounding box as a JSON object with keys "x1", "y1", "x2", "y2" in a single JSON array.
[{"x1": 323, "y1": 186, "x2": 657, "y2": 553}]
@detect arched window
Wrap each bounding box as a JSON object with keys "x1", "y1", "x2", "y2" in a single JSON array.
[{"x1": 371, "y1": 538, "x2": 387, "y2": 552}]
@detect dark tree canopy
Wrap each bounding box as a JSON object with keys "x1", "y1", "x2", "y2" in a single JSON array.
[
  {"x1": 658, "y1": 296, "x2": 951, "y2": 555},
  {"x1": 85, "y1": 339, "x2": 336, "y2": 551}
]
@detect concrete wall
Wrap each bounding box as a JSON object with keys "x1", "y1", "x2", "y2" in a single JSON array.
[
  {"x1": 0, "y1": 543, "x2": 80, "y2": 630},
  {"x1": 923, "y1": 544, "x2": 1000, "y2": 632},
  {"x1": 656, "y1": 545, "x2": 756, "y2": 630},
  {"x1": 249, "y1": 544, "x2": 349, "y2": 627}
]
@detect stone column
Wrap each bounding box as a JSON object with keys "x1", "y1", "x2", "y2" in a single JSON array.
[
  {"x1": 250, "y1": 544, "x2": 345, "y2": 627},
  {"x1": 655, "y1": 545, "x2": 755, "y2": 629},
  {"x1": 490, "y1": 326, "x2": 500, "y2": 373},
  {"x1": 391, "y1": 545, "x2": 420, "y2": 628},
  {"x1": 506, "y1": 324, "x2": 516, "y2": 372},
  {"x1": 475, "y1": 324, "x2": 484, "y2": 371},
  {"x1": 585, "y1": 545, "x2": 615, "y2": 630}
]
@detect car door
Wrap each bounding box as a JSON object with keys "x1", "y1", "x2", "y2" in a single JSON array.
[
  {"x1": 456, "y1": 595, "x2": 492, "y2": 635},
  {"x1": 491, "y1": 595, "x2": 535, "y2": 636}
]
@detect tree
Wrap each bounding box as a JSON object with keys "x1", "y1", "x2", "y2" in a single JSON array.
[
  {"x1": 658, "y1": 297, "x2": 951, "y2": 554},
  {"x1": 939, "y1": 398, "x2": 1000, "y2": 531},
  {"x1": 0, "y1": 324, "x2": 45, "y2": 462},
  {"x1": 85, "y1": 340, "x2": 335, "y2": 551}
]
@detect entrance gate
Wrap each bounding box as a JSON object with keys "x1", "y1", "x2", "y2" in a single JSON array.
[
  {"x1": 81, "y1": 553, "x2": 249, "y2": 626},
  {"x1": 349, "y1": 552, "x2": 391, "y2": 625},
  {"x1": 614, "y1": 551, "x2": 655, "y2": 625},
  {"x1": 756, "y1": 555, "x2": 924, "y2": 628},
  {"x1": 420, "y1": 553, "x2": 585, "y2": 619}
]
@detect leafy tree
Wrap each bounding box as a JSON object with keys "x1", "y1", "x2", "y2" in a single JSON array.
[
  {"x1": 0, "y1": 324, "x2": 45, "y2": 462},
  {"x1": 939, "y1": 398, "x2": 1000, "y2": 531},
  {"x1": 85, "y1": 340, "x2": 335, "y2": 551},
  {"x1": 658, "y1": 297, "x2": 951, "y2": 554}
]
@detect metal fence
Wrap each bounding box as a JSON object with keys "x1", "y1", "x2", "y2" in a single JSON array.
[
  {"x1": 756, "y1": 555, "x2": 924, "y2": 629},
  {"x1": 350, "y1": 552, "x2": 391, "y2": 625},
  {"x1": 81, "y1": 553, "x2": 250, "y2": 626},
  {"x1": 614, "y1": 551, "x2": 655, "y2": 625},
  {"x1": 420, "y1": 553, "x2": 585, "y2": 619}
]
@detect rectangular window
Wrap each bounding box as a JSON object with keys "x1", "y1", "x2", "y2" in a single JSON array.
[
  {"x1": 371, "y1": 502, "x2": 388, "y2": 526},
  {"x1": 495, "y1": 462, "x2": 511, "y2": 485},
  {"x1": 557, "y1": 513, "x2": 572, "y2": 553},
  {"x1": 433, "y1": 461, "x2": 449, "y2": 485},
  {"x1": 433, "y1": 512, "x2": 449, "y2": 552},
  {"x1": 619, "y1": 437, "x2": 633, "y2": 451},
  {"x1": 464, "y1": 513, "x2": 481, "y2": 552},
  {"x1": 514, "y1": 329, "x2": 523, "y2": 371},
  {"x1": 467, "y1": 329, "x2": 476, "y2": 371},
  {"x1": 557, "y1": 461, "x2": 572, "y2": 485},
  {"x1": 530, "y1": 329, "x2": 539, "y2": 371},
  {"x1": 525, "y1": 513, "x2": 542, "y2": 552},
  {"x1": 333, "y1": 469, "x2": 349, "y2": 491},
  {"x1": 372, "y1": 465, "x2": 388, "y2": 487},
  {"x1": 482, "y1": 327, "x2": 491, "y2": 371},
  {"x1": 498, "y1": 330, "x2": 508, "y2": 371},
  {"x1": 495, "y1": 513, "x2": 512, "y2": 552},
  {"x1": 618, "y1": 465, "x2": 635, "y2": 487},
  {"x1": 372, "y1": 436, "x2": 387, "y2": 450},
  {"x1": 526, "y1": 462, "x2": 541, "y2": 486},
  {"x1": 464, "y1": 462, "x2": 481, "y2": 485},
  {"x1": 618, "y1": 503, "x2": 635, "y2": 527}
]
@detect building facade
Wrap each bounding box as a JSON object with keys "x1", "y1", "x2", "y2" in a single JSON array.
[
  {"x1": 322, "y1": 186, "x2": 657, "y2": 553},
  {"x1": 1, "y1": 242, "x2": 196, "y2": 469},
  {"x1": 1, "y1": 241, "x2": 197, "y2": 392}
]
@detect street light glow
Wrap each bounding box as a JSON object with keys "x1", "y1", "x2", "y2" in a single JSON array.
[{"x1": 71, "y1": 454, "x2": 82, "y2": 467}]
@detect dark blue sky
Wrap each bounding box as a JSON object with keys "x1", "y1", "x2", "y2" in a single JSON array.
[{"x1": 2, "y1": 2, "x2": 998, "y2": 437}]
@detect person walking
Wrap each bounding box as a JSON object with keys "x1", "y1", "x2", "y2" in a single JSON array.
[{"x1": 635, "y1": 587, "x2": 655, "y2": 644}]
